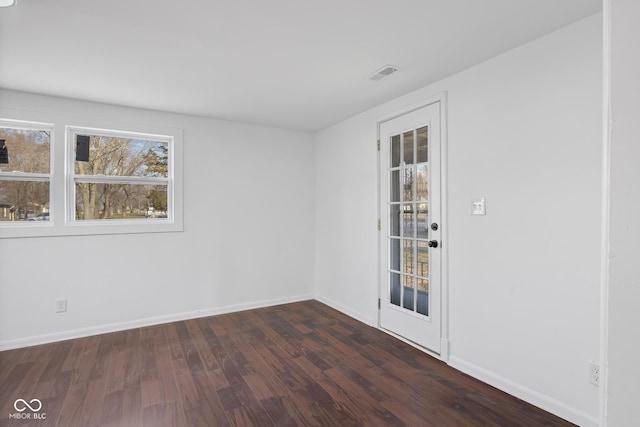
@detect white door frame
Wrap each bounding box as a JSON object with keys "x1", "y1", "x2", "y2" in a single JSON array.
[{"x1": 376, "y1": 92, "x2": 450, "y2": 361}]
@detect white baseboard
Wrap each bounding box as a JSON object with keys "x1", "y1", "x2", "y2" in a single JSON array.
[
  {"x1": 314, "y1": 295, "x2": 377, "y2": 327},
  {"x1": 0, "y1": 293, "x2": 314, "y2": 351},
  {"x1": 448, "y1": 356, "x2": 598, "y2": 427}
]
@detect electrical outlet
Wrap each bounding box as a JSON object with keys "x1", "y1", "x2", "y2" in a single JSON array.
[
  {"x1": 55, "y1": 298, "x2": 67, "y2": 313},
  {"x1": 589, "y1": 362, "x2": 600, "y2": 386}
]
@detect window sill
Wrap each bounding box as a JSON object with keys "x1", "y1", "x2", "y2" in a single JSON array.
[{"x1": 0, "y1": 219, "x2": 183, "y2": 239}]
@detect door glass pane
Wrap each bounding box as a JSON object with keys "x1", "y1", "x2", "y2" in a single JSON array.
[
  {"x1": 402, "y1": 275, "x2": 415, "y2": 310},
  {"x1": 403, "y1": 167, "x2": 414, "y2": 201},
  {"x1": 402, "y1": 239, "x2": 414, "y2": 275},
  {"x1": 417, "y1": 278, "x2": 429, "y2": 316},
  {"x1": 416, "y1": 126, "x2": 428, "y2": 163},
  {"x1": 416, "y1": 164, "x2": 428, "y2": 202},
  {"x1": 391, "y1": 135, "x2": 401, "y2": 168},
  {"x1": 402, "y1": 205, "x2": 414, "y2": 238},
  {"x1": 390, "y1": 170, "x2": 400, "y2": 202},
  {"x1": 390, "y1": 238, "x2": 400, "y2": 271},
  {"x1": 417, "y1": 241, "x2": 429, "y2": 278},
  {"x1": 403, "y1": 131, "x2": 414, "y2": 165},
  {"x1": 390, "y1": 204, "x2": 400, "y2": 236},
  {"x1": 417, "y1": 204, "x2": 428, "y2": 239},
  {"x1": 390, "y1": 272, "x2": 401, "y2": 306}
]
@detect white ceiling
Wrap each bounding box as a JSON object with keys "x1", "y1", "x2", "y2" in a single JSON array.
[{"x1": 0, "y1": 0, "x2": 602, "y2": 132}]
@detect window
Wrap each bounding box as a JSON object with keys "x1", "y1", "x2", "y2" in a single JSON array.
[
  {"x1": 0, "y1": 116, "x2": 182, "y2": 238},
  {"x1": 67, "y1": 127, "x2": 174, "y2": 223},
  {"x1": 0, "y1": 120, "x2": 53, "y2": 224}
]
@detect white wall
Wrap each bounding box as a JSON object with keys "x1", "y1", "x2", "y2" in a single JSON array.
[
  {"x1": 314, "y1": 14, "x2": 602, "y2": 426},
  {"x1": 0, "y1": 89, "x2": 315, "y2": 349},
  {"x1": 604, "y1": 0, "x2": 640, "y2": 425}
]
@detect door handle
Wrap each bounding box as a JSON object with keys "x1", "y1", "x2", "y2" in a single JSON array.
[{"x1": 428, "y1": 240, "x2": 438, "y2": 248}]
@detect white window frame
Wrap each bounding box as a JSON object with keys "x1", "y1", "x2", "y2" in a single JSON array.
[
  {"x1": 66, "y1": 126, "x2": 174, "y2": 227},
  {"x1": 0, "y1": 118, "x2": 55, "y2": 229},
  {"x1": 0, "y1": 114, "x2": 183, "y2": 238}
]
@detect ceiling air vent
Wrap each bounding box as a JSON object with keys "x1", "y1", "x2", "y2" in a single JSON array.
[{"x1": 367, "y1": 64, "x2": 398, "y2": 82}]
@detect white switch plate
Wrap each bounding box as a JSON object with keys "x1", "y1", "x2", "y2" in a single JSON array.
[
  {"x1": 56, "y1": 298, "x2": 67, "y2": 313},
  {"x1": 470, "y1": 197, "x2": 486, "y2": 215}
]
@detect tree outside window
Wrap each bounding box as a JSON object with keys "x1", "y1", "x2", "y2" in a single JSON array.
[
  {"x1": 71, "y1": 129, "x2": 171, "y2": 221},
  {"x1": 0, "y1": 124, "x2": 52, "y2": 222}
]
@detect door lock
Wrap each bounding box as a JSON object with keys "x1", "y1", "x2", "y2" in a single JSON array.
[
  {"x1": 428, "y1": 240, "x2": 439, "y2": 248},
  {"x1": 430, "y1": 223, "x2": 438, "y2": 231}
]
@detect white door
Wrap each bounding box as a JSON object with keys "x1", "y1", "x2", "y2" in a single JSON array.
[{"x1": 379, "y1": 102, "x2": 442, "y2": 353}]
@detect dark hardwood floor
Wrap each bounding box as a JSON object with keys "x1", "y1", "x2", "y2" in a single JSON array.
[{"x1": 0, "y1": 300, "x2": 575, "y2": 426}]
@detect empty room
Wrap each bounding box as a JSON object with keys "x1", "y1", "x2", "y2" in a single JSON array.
[{"x1": 0, "y1": 0, "x2": 638, "y2": 426}]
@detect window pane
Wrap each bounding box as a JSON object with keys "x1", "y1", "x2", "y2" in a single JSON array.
[
  {"x1": 390, "y1": 238, "x2": 400, "y2": 271},
  {"x1": 417, "y1": 203, "x2": 428, "y2": 239},
  {"x1": 390, "y1": 272, "x2": 401, "y2": 306},
  {"x1": 0, "y1": 128, "x2": 50, "y2": 174},
  {"x1": 417, "y1": 241, "x2": 429, "y2": 278},
  {"x1": 403, "y1": 167, "x2": 414, "y2": 202},
  {"x1": 403, "y1": 131, "x2": 414, "y2": 165},
  {"x1": 416, "y1": 164, "x2": 428, "y2": 202},
  {"x1": 402, "y1": 275, "x2": 415, "y2": 310},
  {"x1": 417, "y1": 277, "x2": 429, "y2": 293},
  {"x1": 417, "y1": 278, "x2": 429, "y2": 316},
  {"x1": 391, "y1": 135, "x2": 400, "y2": 168},
  {"x1": 416, "y1": 126, "x2": 428, "y2": 163},
  {"x1": 402, "y1": 204, "x2": 414, "y2": 238},
  {"x1": 75, "y1": 135, "x2": 168, "y2": 178},
  {"x1": 390, "y1": 170, "x2": 400, "y2": 203},
  {"x1": 0, "y1": 180, "x2": 49, "y2": 221},
  {"x1": 402, "y1": 239, "x2": 414, "y2": 275},
  {"x1": 390, "y1": 204, "x2": 400, "y2": 236},
  {"x1": 75, "y1": 183, "x2": 167, "y2": 220}
]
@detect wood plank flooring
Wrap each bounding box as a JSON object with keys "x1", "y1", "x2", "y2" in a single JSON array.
[{"x1": 0, "y1": 300, "x2": 575, "y2": 426}]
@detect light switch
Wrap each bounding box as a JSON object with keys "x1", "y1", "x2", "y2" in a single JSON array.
[{"x1": 470, "y1": 197, "x2": 486, "y2": 215}]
